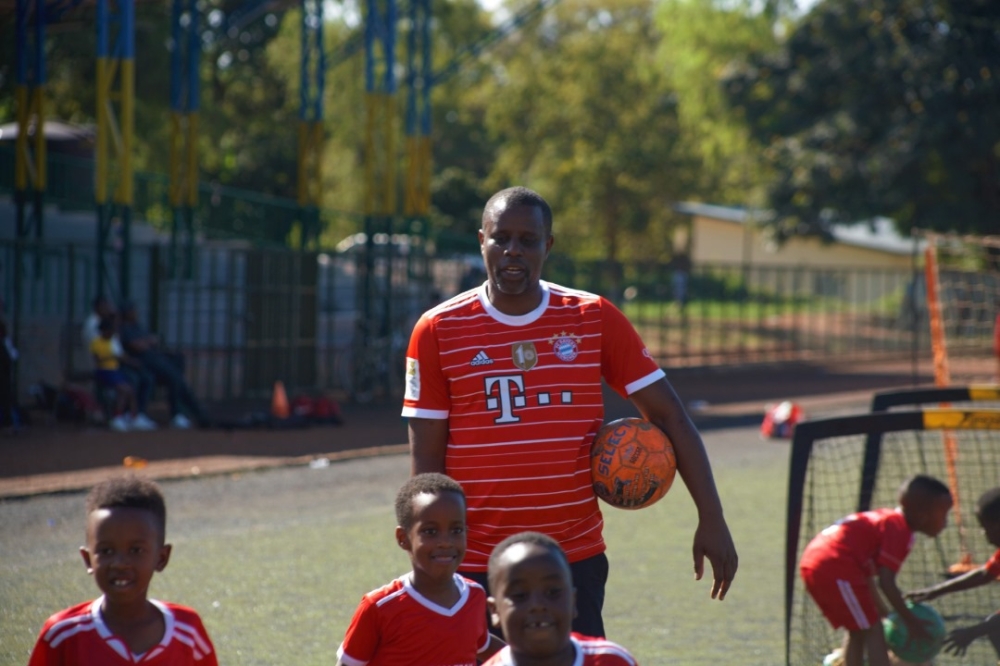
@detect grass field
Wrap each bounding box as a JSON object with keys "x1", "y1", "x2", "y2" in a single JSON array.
[{"x1": 0, "y1": 424, "x2": 790, "y2": 665}]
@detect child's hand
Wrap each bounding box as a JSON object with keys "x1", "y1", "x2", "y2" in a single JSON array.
[{"x1": 942, "y1": 626, "x2": 978, "y2": 657}]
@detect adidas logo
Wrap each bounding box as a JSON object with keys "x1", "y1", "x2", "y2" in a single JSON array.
[{"x1": 470, "y1": 350, "x2": 494, "y2": 366}]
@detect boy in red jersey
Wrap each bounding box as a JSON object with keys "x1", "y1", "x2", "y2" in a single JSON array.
[
  {"x1": 28, "y1": 475, "x2": 217, "y2": 665},
  {"x1": 907, "y1": 486, "x2": 1000, "y2": 659},
  {"x1": 799, "y1": 474, "x2": 954, "y2": 666},
  {"x1": 483, "y1": 532, "x2": 638, "y2": 666},
  {"x1": 336, "y1": 473, "x2": 504, "y2": 666},
  {"x1": 404, "y1": 186, "x2": 736, "y2": 638}
]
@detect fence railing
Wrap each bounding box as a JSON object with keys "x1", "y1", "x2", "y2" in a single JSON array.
[{"x1": 5, "y1": 237, "x2": 996, "y2": 405}]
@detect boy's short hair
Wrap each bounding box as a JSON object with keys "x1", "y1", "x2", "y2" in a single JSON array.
[
  {"x1": 395, "y1": 473, "x2": 465, "y2": 531},
  {"x1": 86, "y1": 474, "x2": 167, "y2": 541},
  {"x1": 487, "y1": 531, "x2": 570, "y2": 590},
  {"x1": 977, "y1": 487, "x2": 1000, "y2": 524},
  {"x1": 899, "y1": 474, "x2": 951, "y2": 502}
]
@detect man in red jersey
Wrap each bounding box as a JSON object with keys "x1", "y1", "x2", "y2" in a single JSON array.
[{"x1": 402, "y1": 186, "x2": 737, "y2": 638}]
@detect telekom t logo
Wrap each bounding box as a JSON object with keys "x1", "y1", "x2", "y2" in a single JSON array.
[
  {"x1": 484, "y1": 375, "x2": 526, "y2": 424},
  {"x1": 484, "y1": 374, "x2": 573, "y2": 423}
]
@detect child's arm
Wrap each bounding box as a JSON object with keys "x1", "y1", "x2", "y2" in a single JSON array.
[
  {"x1": 907, "y1": 565, "x2": 993, "y2": 602},
  {"x1": 877, "y1": 565, "x2": 933, "y2": 643},
  {"x1": 868, "y1": 576, "x2": 890, "y2": 617},
  {"x1": 942, "y1": 611, "x2": 1000, "y2": 657},
  {"x1": 478, "y1": 634, "x2": 506, "y2": 662}
]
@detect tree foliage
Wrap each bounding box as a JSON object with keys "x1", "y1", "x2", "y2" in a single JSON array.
[
  {"x1": 723, "y1": 0, "x2": 1000, "y2": 238},
  {"x1": 654, "y1": 0, "x2": 783, "y2": 206},
  {"x1": 478, "y1": 0, "x2": 692, "y2": 263}
]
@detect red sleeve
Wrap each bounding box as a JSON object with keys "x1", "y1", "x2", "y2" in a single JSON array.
[
  {"x1": 27, "y1": 615, "x2": 59, "y2": 666},
  {"x1": 339, "y1": 596, "x2": 380, "y2": 665},
  {"x1": 402, "y1": 314, "x2": 450, "y2": 417},
  {"x1": 187, "y1": 612, "x2": 218, "y2": 666},
  {"x1": 474, "y1": 588, "x2": 490, "y2": 655},
  {"x1": 27, "y1": 637, "x2": 54, "y2": 666},
  {"x1": 599, "y1": 298, "x2": 664, "y2": 398},
  {"x1": 985, "y1": 548, "x2": 1000, "y2": 578},
  {"x1": 875, "y1": 513, "x2": 913, "y2": 572}
]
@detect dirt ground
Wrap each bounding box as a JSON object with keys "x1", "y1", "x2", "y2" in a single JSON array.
[{"x1": 1, "y1": 356, "x2": 992, "y2": 499}]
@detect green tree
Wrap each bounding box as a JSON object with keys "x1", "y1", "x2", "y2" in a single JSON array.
[
  {"x1": 655, "y1": 0, "x2": 785, "y2": 206},
  {"x1": 723, "y1": 0, "x2": 1000, "y2": 238},
  {"x1": 480, "y1": 0, "x2": 694, "y2": 264}
]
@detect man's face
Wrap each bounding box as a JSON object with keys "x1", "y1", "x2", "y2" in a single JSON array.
[
  {"x1": 479, "y1": 203, "x2": 553, "y2": 316},
  {"x1": 96, "y1": 299, "x2": 114, "y2": 318}
]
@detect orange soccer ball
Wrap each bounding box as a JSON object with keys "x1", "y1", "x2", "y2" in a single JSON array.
[{"x1": 590, "y1": 417, "x2": 677, "y2": 510}]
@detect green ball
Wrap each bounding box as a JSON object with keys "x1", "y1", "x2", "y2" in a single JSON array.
[{"x1": 883, "y1": 602, "x2": 946, "y2": 663}]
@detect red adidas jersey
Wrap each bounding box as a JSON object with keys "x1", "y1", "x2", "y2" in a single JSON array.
[
  {"x1": 482, "y1": 633, "x2": 638, "y2": 665},
  {"x1": 401, "y1": 281, "x2": 664, "y2": 570},
  {"x1": 337, "y1": 573, "x2": 490, "y2": 666},
  {"x1": 28, "y1": 598, "x2": 217, "y2": 666},
  {"x1": 985, "y1": 548, "x2": 1000, "y2": 578},
  {"x1": 799, "y1": 508, "x2": 915, "y2": 576}
]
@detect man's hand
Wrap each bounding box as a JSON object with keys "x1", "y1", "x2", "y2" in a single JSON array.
[{"x1": 692, "y1": 515, "x2": 737, "y2": 600}]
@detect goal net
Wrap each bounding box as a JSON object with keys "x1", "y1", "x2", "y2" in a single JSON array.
[
  {"x1": 785, "y1": 409, "x2": 1000, "y2": 666},
  {"x1": 921, "y1": 232, "x2": 1000, "y2": 386}
]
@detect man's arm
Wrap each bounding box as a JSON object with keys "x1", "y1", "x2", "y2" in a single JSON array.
[
  {"x1": 629, "y1": 378, "x2": 738, "y2": 600},
  {"x1": 408, "y1": 416, "x2": 449, "y2": 475}
]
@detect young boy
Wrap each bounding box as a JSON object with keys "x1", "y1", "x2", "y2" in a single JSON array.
[
  {"x1": 28, "y1": 474, "x2": 217, "y2": 665},
  {"x1": 907, "y1": 486, "x2": 1000, "y2": 659},
  {"x1": 484, "y1": 532, "x2": 638, "y2": 665},
  {"x1": 799, "y1": 474, "x2": 954, "y2": 666},
  {"x1": 91, "y1": 316, "x2": 152, "y2": 432},
  {"x1": 336, "y1": 473, "x2": 503, "y2": 665}
]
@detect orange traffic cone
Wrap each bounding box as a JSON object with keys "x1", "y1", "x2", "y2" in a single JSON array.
[{"x1": 271, "y1": 380, "x2": 290, "y2": 419}]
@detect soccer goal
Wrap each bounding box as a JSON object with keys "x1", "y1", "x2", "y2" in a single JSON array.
[
  {"x1": 920, "y1": 232, "x2": 1000, "y2": 386},
  {"x1": 785, "y1": 408, "x2": 1000, "y2": 666}
]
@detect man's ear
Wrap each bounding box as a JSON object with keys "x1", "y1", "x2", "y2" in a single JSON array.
[
  {"x1": 80, "y1": 546, "x2": 93, "y2": 573},
  {"x1": 395, "y1": 526, "x2": 410, "y2": 551},
  {"x1": 156, "y1": 543, "x2": 172, "y2": 572}
]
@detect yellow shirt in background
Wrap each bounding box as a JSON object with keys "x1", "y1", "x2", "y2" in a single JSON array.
[{"x1": 89, "y1": 336, "x2": 119, "y2": 371}]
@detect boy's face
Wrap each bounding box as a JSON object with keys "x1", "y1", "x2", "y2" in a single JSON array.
[
  {"x1": 396, "y1": 491, "x2": 467, "y2": 586},
  {"x1": 908, "y1": 494, "x2": 953, "y2": 537},
  {"x1": 80, "y1": 507, "x2": 171, "y2": 608},
  {"x1": 488, "y1": 543, "x2": 576, "y2": 663},
  {"x1": 977, "y1": 513, "x2": 1000, "y2": 547}
]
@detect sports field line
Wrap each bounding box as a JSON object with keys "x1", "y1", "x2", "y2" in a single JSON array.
[{"x1": 0, "y1": 444, "x2": 409, "y2": 500}]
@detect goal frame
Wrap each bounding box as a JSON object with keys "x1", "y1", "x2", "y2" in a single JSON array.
[{"x1": 784, "y1": 407, "x2": 1000, "y2": 666}]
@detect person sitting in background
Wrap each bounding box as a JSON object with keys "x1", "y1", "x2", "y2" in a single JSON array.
[
  {"x1": 90, "y1": 317, "x2": 155, "y2": 432},
  {"x1": 118, "y1": 302, "x2": 208, "y2": 429},
  {"x1": 82, "y1": 296, "x2": 155, "y2": 426}
]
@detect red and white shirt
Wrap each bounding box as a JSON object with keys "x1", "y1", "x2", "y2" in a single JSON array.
[
  {"x1": 28, "y1": 598, "x2": 217, "y2": 665},
  {"x1": 799, "y1": 507, "x2": 915, "y2": 578},
  {"x1": 337, "y1": 573, "x2": 490, "y2": 666},
  {"x1": 984, "y1": 547, "x2": 1000, "y2": 578},
  {"x1": 482, "y1": 633, "x2": 638, "y2": 665},
  {"x1": 402, "y1": 281, "x2": 664, "y2": 570}
]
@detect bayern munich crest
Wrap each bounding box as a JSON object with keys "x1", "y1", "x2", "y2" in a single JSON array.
[{"x1": 549, "y1": 331, "x2": 581, "y2": 362}]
